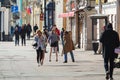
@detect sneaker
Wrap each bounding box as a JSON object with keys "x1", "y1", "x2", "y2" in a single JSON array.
[{"x1": 63, "y1": 61, "x2": 67, "y2": 63}]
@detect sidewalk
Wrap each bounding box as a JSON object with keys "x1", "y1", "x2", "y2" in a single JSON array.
[{"x1": 0, "y1": 40, "x2": 120, "y2": 80}]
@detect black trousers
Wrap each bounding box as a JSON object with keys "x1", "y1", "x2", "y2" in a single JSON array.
[
  {"x1": 104, "y1": 57, "x2": 115, "y2": 78},
  {"x1": 36, "y1": 47, "x2": 43, "y2": 63},
  {"x1": 21, "y1": 37, "x2": 26, "y2": 46}
]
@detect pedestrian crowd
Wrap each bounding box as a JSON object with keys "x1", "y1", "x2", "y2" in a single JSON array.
[
  {"x1": 11, "y1": 23, "x2": 76, "y2": 66},
  {"x1": 32, "y1": 24, "x2": 75, "y2": 66},
  {"x1": 11, "y1": 22, "x2": 120, "y2": 80},
  {"x1": 12, "y1": 23, "x2": 33, "y2": 46}
]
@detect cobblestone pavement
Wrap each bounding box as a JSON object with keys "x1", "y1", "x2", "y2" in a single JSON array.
[{"x1": 0, "y1": 40, "x2": 120, "y2": 80}]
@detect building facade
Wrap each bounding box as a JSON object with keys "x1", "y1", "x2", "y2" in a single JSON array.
[
  {"x1": 63, "y1": 0, "x2": 97, "y2": 50},
  {"x1": 62, "y1": 0, "x2": 120, "y2": 51},
  {"x1": 0, "y1": 0, "x2": 14, "y2": 41}
]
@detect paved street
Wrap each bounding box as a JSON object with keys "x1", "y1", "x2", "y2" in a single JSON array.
[{"x1": 0, "y1": 40, "x2": 120, "y2": 80}]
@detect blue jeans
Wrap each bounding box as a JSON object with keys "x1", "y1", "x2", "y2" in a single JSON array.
[
  {"x1": 15, "y1": 38, "x2": 19, "y2": 46},
  {"x1": 64, "y1": 51, "x2": 75, "y2": 62}
]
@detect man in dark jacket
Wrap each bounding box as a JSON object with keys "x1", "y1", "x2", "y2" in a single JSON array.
[
  {"x1": 26, "y1": 23, "x2": 32, "y2": 40},
  {"x1": 33, "y1": 24, "x2": 38, "y2": 33},
  {"x1": 100, "y1": 23, "x2": 119, "y2": 80},
  {"x1": 20, "y1": 25, "x2": 26, "y2": 46}
]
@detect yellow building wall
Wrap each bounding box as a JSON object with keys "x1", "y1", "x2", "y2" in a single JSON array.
[{"x1": 96, "y1": 0, "x2": 106, "y2": 4}]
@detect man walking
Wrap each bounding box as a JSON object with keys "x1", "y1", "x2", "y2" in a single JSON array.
[{"x1": 100, "y1": 23, "x2": 119, "y2": 80}]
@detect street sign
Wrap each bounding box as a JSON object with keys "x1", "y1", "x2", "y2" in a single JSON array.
[{"x1": 11, "y1": 5, "x2": 18, "y2": 13}]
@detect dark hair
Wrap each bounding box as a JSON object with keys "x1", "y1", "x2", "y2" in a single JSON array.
[
  {"x1": 65, "y1": 31, "x2": 69, "y2": 34},
  {"x1": 106, "y1": 23, "x2": 113, "y2": 30},
  {"x1": 62, "y1": 28, "x2": 64, "y2": 31},
  {"x1": 53, "y1": 24, "x2": 56, "y2": 26}
]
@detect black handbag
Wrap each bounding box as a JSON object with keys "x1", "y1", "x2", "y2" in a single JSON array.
[{"x1": 32, "y1": 42, "x2": 37, "y2": 47}]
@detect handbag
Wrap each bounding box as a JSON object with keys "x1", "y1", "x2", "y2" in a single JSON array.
[
  {"x1": 114, "y1": 47, "x2": 120, "y2": 54},
  {"x1": 32, "y1": 42, "x2": 37, "y2": 47},
  {"x1": 32, "y1": 42, "x2": 38, "y2": 49}
]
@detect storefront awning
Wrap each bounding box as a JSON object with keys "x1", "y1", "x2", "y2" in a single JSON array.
[
  {"x1": 90, "y1": 14, "x2": 108, "y2": 19},
  {"x1": 58, "y1": 12, "x2": 74, "y2": 18}
]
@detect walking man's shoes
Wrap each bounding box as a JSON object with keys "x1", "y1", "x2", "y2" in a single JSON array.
[
  {"x1": 63, "y1": 61, "x2": 67, "y2": 63},
  {"x1": 105, "y1": 71, "x2": 110, "y2": 79}
]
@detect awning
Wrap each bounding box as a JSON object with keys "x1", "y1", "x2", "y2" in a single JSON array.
[
  {"x1": 90, "y1": 14, "x2": 108, "y2": 19},
  {"x1": 58, "y1": 12, "x2": 74, "y2": 18}
]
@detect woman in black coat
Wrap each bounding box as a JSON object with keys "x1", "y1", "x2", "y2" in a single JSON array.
[{"x1": 100, "y1": 23, "x2": 119, "y2": 80}]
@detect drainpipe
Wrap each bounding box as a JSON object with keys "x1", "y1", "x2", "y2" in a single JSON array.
[
  {"x1": 44, "y1": 0, "x2": 47, "y2": 29},
  {"x1": 75, "y1": 0, "x2": 80, "y2": 48}
]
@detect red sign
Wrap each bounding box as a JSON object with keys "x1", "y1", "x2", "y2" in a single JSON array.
[{"x1": 58, "y1": 12, "x2": 74, "y2": 18}]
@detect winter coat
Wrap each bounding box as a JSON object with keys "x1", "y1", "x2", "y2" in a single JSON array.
[
  {"x1": 100, "y1": 29, "x2": 119, "y2": 59},
  {"x1": 20, "y1": 28, "x2": 26, "y2": 38},
  {"x1": 34, "y1": 35, "x2": 46, "y2": 50},
  {"x1": 14, "y1": 30, "x2": 19, "y2": 39},
  {"x1": 63, "y1": 31, "x2": 75, "y2": 53},
  {"x1": 48, "y1": 32, "x2": 59, "y2": 44}
]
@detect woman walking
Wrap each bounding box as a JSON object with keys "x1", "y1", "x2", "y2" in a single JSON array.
[
  {"x1": 62, "y1": 31, "x2": 75, "y2": 63},
  {"x1": 48, "y1": 29, "x2": 59, "y2": 62},
  {"x1": 34, "y1": 30, "x2": 46, "y2": 66}
]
